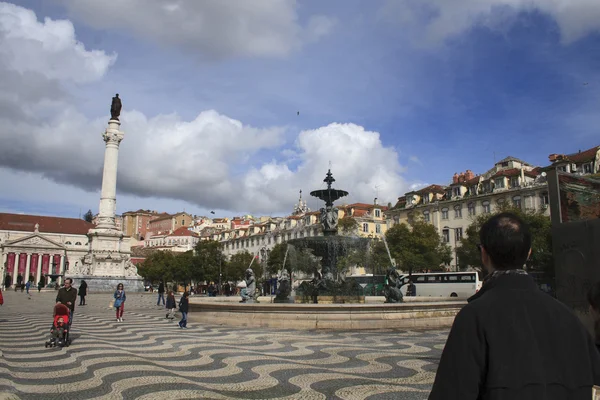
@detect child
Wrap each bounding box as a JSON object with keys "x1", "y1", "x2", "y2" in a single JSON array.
[
  {"x1": 165, "y1": 291, "x2": 176, "y2": 320},
  {"x1": 50, "y1": 315, "x2": 68, "y2": 344}
]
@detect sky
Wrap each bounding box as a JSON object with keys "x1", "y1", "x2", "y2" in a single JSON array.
[{"x1": 0, "y1": 0, "x2": 599, "y2": 219}]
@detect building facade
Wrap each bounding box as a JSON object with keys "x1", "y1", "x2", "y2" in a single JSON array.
[
  {"x1": 385, "y1": 156, "x2": 550, "y2": 271},
  {"x1": 0, "y1": 213, "x2": 95, "y2": 286},
  {"x1": 122, "y1": 209, "x2": 161, "y2": 240},
  {"x1": 147, "y1": 212, "x2": 193, "y2": 237}
]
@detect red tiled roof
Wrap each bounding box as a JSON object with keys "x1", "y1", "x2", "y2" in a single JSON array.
[
  {"x1": 0, "y1": 213, "x2": 94, "y2": 235},
  {"x1": 415, "y1": 184, "x2": 447, "y2": 195},
  {"x1": 168, "y1": 227, "x2": 199, "y2": 237},
  {"x1": 567, "y1": 146, "x2": 600, "y2": 163},
  {"x1": 353, "y1": 209, "x2": 369, "y2": 217},
  {"x1": 466, "y1": 176, "x2": 481, "y2": 185},
  {"x1": 287, "y1": 216, "x2": 302, "y2": 220},
  {"x1": 490, "y1": 168, "x2": 539, "y2": 179},
  {"x1": 490, "y1": 168, "x2": 521, "y2": 178}
]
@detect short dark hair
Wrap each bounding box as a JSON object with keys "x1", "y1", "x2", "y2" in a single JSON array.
[
  {"x1": 588, "y1": 282, "x2": 600, "y2": 312},
  {"x1": 479, "y1": 212, "x2": 531, "y2": 270},
  {"x1": 64, "y1": 278, "x2": 73, "y2": 284}
]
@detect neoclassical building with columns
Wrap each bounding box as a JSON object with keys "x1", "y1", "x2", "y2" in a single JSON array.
[{"x1": 0, "y1": 213, "x2": 94, "y2": 286}]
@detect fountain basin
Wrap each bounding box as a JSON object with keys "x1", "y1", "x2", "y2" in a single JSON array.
[{"x1": 188, "y1": 298, "x2": 465, "y2": 330}]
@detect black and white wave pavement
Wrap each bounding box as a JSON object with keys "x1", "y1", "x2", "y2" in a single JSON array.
[{"x1": 0, "y1": 291, "x2": 446, "y2": 399}]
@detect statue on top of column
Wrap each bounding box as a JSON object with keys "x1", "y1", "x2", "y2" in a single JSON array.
[{"x1": 110, "y1": 94, "x2": 122, "y2": 120}]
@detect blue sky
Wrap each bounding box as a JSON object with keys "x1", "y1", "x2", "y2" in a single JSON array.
[{"x1": 1, "y1": 0, "x2": 599, "y2": 218}]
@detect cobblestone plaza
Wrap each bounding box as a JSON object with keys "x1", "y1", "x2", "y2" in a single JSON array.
[{"x1": 0, "y1": 291, "x2": 446, "y2": 399}]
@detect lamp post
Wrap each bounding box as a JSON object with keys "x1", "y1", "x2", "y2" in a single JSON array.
[
  {"x1": 443, "y1": 226, "x2": 460, "y2": 271},
  {"x1": 218, "y1": 252, "x2": 222, "y2": 296}
]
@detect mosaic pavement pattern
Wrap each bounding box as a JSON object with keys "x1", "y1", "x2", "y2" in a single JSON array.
[{"x1": 0, "y1": 290, "x2": 447, "y2": 399}]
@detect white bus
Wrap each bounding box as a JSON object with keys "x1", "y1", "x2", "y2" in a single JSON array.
[{"x1": 399, "y1": 271, "x2": 482, "y2": 298}]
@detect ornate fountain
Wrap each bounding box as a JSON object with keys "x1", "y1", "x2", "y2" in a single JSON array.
[{"x1": 287, "y1": 169, "x2": 369, "y2": 301}]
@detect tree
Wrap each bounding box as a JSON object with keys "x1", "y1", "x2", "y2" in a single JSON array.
[
  {"x1": 266, "y1": 242, "x2": 288, "y2": 275},
  {"x1": 456, "y1": 205, "x2": 553, "y2": 278},
  {"x1": 137, "y1": 250, "x2": 176, "y2": 283},
  {"x1": 338, "y1": 216, "x2": 359, "y2": 235},
  {"x1": 365, "y1": 238, "x2": 394, "y2": 275},
  {"x1": 225, "y1": 251, "x2": 262, "y2": 282},
  {"x1": 83, "y1": 209, "x2": 94, "y2": 223},
  {"x1": 194, "y1": 240, "x2": 224, "y2": 283},
  {"x1": 385, "y1": 220, "x2": 452, "y2": 275}
]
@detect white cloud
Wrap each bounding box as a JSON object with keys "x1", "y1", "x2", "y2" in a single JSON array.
[
  {"x1": 0, "y1": 3, "x2": 409, "y2": 216},
  {"x1": 409, "y1": 155, "x2": 422, "y2": 164},
  {"x1": 0, "y1": 2, "x2": 116, "y2": 83},
  {"x1": 58, "y1": 0, "x2": 335, "y2": 58},
  {"x1": 381, "y1": 0, "x2": 600, "y2": 45}
]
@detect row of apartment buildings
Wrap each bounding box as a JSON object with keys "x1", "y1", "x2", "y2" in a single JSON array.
[{"x1": 123, "y1": 144, "x2": 599, "y2": 271}]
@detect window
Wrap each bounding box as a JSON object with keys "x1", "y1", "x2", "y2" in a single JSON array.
[
  {"x1": 454, "y1": 205, "x2": 462, "y2": 218},
  {"x1": 495, "y1": 178, "x2": 505, "y2": 188},
  {"x1": 442, "y1": 229, "x2": 450, "y2": 243},
  {"x1": 182, "y1": 219, "x2": 185, "y2": 225},
  {"x1": 483, "y1": 181, "x2": 491, "y2": 193},
  {"x1": 423, "y1": 211, "x2": 430, "y2": 222},
  {"x1": 501, "y1": 161, "x2": 509, "y2": 167},
  {"x1": 65, "y1": 241, "x2": 72, "y2": 245},
  {"x1": 376, "y1": 224, "x2": 381, "y2": 234},
  {"x1": 513, "y1": 195, "x2": 522, "y2": 208},
  {"x1": 558, "y1": 165, "x2": 567, "y2": 172},
  {"x1": 362, "y1": 223, "x2": 369, "y2": 233},
  {"x1": 584, "y1": 163, "x2": 592, "y2": 174},
  {"x1": 482, "y1": 201, "x2": 491, "y2": 214},
  {"x1": 441, "y1": 208, "x2": 449, "y2": 220},
  {"x1": 460, "y1": 274, "x2": 476, "y2": 282},
  {"x1": 468, "y1": 202, "x2": 476, "y2": 216},
  {"x1": 423, "y1": 195, "x2": 430, "y2": 204},
  {"x1": 510, "y1": 177, "x2": 519, "y2": 188},
  {"x1": 470, "y1": 186, "x2": 477, "y2": 195},
  {"x1": 446, "y1": 190, "x2": 452, "y2": 199},
  {"x1": 375, "y1": 209, "x2": 381, "y2": 218},
  {"x1": 75, "y1": 242, "x2": 82, "y2": 246},
  {"x1": 497, "y1": 198, "x2": 506, "y2": 206},
  {"x1": 453, "y1": 187, "x2": 461, "y2": 197},
  {"x1": 540, "y1": 192, "x2": 549, "y2": 206},
  {"x1": 455, "y1": 228, "x2": 463, "y2": 241}
]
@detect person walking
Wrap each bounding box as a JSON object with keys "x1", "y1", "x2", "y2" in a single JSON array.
[
  {"x1": 38, "y1": 279, "x2": 44, "y2": 292},
  {"x1": 25, "y1": 280, "x2": 30, "y2": 294},
  {"x1": 429, "y1": 212, "x2": 600, "y2": 399},
  {"x1": 157, "y1": 282, "x2": 165, "y2": 306},
  {"x1": 78, "y1": 280, "x2": 87, "y2": 306},
  {"x1": 113, "y1": 283, "x2": 126, "y2": 322},
  {"x1": 178, "y1": 291, "x2": 189, "y2": 328}
]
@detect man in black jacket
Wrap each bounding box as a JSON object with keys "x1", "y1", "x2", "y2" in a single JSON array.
[
  {"x1": 56, "y1": 278, "x2": 78, "y2": 321},
  {"x1": 429, "y1": 212, "x2": 600, "y2": 400}
]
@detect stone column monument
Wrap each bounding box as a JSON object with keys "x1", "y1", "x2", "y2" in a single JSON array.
[{"x1": 67, "y1": 94, "x2": 144, "y2": 292}]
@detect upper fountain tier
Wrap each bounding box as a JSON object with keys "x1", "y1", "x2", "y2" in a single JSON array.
[{"x1": 309, "y1": 169, "x2": 348, "y2": 207}]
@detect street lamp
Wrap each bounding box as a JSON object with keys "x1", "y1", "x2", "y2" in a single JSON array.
[{"x1": 443, "y1": 226, "x2": 460, "y2": 272}]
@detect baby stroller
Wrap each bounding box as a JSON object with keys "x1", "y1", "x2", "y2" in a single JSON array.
[{"x1": 45, "y1": 303, "x2": 71, "y2": 348}]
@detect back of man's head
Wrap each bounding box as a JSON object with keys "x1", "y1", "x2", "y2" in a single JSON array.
[{"x1": 479, "y1": 212, "x2": 531, "y2": 270}]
